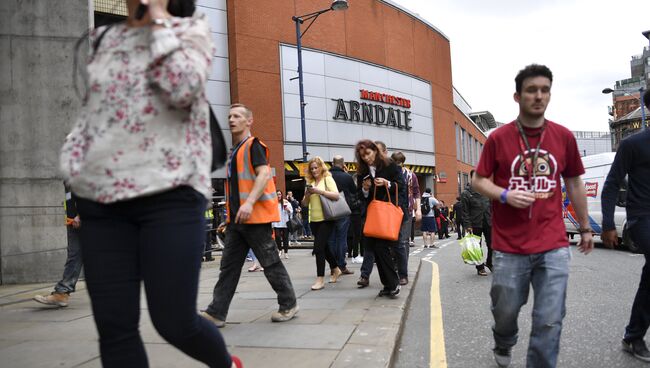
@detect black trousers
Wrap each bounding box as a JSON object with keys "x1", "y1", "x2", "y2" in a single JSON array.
[
  {"x1": 473, "y1": 226, "x2": 493, "y2": 271},
  {"x1": 365, "y1": 236, "x2": 399, "y2": 291},
  {"x1": 207, "y1": 223, "x2": 297, "y2": 320},
  {"x1": 347, "y1": 214, "x2": 363, "y2": 257},
  {"x1": 274, "y1": 227, "x2": 289, "y2": 253},
  {"x1": 455, "y1": 219, "x2": 464, "y2": 239},
  {"x1": 410, "y1": 216, "x2": 416, "y2": 242},
  {"x1": 625, "y1": 216, "x2": 650, "y2": 342},
  {"x1": 76, "y1": 187, "x2": 231, "y2": 368},
  {"x1": 438, "y1": 220, "x2": 449, "y2": 239},
  {"x1": 310, "y1": 221, "x2": 338, "y2": 277}
]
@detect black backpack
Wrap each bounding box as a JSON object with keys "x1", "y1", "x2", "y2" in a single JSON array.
[{"x1": 421, "y1": 197, "x2": 431, "y2": 215}]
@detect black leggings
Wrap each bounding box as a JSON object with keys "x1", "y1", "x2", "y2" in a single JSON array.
[
  {"x1": 274, "y1": 227, "x2": 289, "y2": 253},
  {"x1": 76, "y1": 187, "x2": 231, "y2": 368},
  {"x1": 310, "y1": 221, "x2": 338, "y2": 277}
]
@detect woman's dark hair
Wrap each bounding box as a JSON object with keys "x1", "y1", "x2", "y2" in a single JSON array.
[
  {"x1": 168, "y1": 0, "x2": 196, "y2": 17},
  {"x1": 354, "y1": 139, "x2": 390, "y2": 177},
  {"x1": 276, "y1": 190, "x2": 284, "y2": 201}
]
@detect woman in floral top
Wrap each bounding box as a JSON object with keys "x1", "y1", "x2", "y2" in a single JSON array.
[{"x1": 59, "y1": 1, "x2": 240, "y2": 367}]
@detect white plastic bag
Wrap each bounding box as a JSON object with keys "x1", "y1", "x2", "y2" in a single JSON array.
[{"x1": 459, "y1": 234, "x2": 484, "y2": 265}]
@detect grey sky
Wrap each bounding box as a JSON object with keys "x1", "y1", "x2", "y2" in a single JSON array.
[{"x1": 392, "y1": 0, "x2": 650, "y2": 131}]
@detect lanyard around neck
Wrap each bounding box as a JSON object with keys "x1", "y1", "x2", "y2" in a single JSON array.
[{"x1": 515, "y1": 118, "x2": 548, "y2": 193}]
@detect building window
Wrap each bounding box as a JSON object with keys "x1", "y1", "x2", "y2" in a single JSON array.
[
  {"x1": 461, "y1": 128, "x2": 467, "y2": 163},
  {"x1": 455, "y1": 124, "x2": 461, "y2": 160},
  {"x1": 468, "y1": 135, "x2": 473, "y2": 165},
  {"x1": 457, "y1": 171, "x2": 462, "y2": 196}
]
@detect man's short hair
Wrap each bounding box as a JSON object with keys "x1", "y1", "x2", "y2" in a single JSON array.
[
  {"x1": 332, "y1": 155, "x2": 345, "y2": 167},
  {"x1": 470, "y1": 169, "x2": 475, "y2": 178},
  {"x1": 644, "y1": 90, "x2": 650, "y2": 110},
  {"x1": 391, "y1": 151, "x2": 406, "y2": 164},
  {"x1": 425, "y1": 188, "x2": 432, "y2": 194},
  {"x1": 230, "y1": 103, "x2": 253, "y2": 118},
  {"x1": 515, "y1": 64, "x2": 553, "y2": 94}
]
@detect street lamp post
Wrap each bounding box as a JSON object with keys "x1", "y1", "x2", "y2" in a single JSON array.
[
  {"x1": 292, "y1": 0, "x2": 348, "y2": 162},
  {"x1": 603, "y1": 86, "x2": 647, "y2": 131}
]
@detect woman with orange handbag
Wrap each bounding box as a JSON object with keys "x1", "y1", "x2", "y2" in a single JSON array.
[
  {"x1": 354, "y1": 140, "x2": 405, "y2": 298},
  {"x1": 301, "y1": 157, "x2": 343, "y2": 290}
]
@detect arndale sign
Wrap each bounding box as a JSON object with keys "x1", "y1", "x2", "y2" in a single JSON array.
[{"x1": 331, "y1": 89, "x2": 413, "y2": 130}]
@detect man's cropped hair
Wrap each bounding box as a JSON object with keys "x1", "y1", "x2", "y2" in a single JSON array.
[
  {"x1": 391, "y1": 151, "x2": 406, "y2": 164},
  {"x1": 644, "y1": 90, "x2": 650, "y2": 110},
  {"x1": 332, "y1": 155, "x2": 345, "y2": 167},
  {"x1": 230, "y1": 103, "x2": 253, "y2": 118},
  {"x1": 515, "y1": 64, "x2": 553, "y2": 94}
]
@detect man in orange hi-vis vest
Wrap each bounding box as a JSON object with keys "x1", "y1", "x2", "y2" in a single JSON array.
[{"x1": 201, "y1": 104, "x2": 298, "y2": 327}]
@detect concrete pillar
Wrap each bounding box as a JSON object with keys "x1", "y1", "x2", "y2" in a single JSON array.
[{"x1": 0, "y1": 0, "x2": 90, "y2": 283}]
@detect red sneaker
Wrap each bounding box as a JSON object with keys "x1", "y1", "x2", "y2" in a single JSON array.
[{"x1": 231, "y1": 355, "x2": 243, "y2": 368}]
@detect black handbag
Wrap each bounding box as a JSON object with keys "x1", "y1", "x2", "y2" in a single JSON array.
[{"x1": 209, "y1": 108, "x2": 227, "y2": 171}]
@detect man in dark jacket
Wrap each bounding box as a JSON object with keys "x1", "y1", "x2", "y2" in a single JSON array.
[
  {"x1": 453, "y1": 197, "x2": 464, "y2": 239},
  {"x1": 328, "y1": 155, "x2": 359, "y2": 275},
  {"x1": 461, "y1": 170, "x2": 492, "y2": 276},
  {"x1": 391, "y1": 151, "x2": 421, "y2": 286},
  {"x1": 34, "y1": 184, "x2": 82, "y2": 307},
  {"x1": 601, "y1": 91, "x2": 650, "y2": 362}
]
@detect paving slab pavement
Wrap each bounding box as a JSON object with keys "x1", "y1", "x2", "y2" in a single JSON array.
[{"x1": 0, "y1": 247, "x2": 422, "y2": 368}]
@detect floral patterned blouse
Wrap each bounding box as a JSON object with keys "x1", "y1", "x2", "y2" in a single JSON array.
[{"x1": 60, "y1": 13, "x2": 214, "y2": 203}]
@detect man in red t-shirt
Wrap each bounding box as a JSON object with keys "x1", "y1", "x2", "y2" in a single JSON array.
[{"x1": 473, "y1": 64, "x2": 594, "y2": 368}]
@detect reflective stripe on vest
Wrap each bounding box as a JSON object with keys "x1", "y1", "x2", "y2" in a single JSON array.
[{"x1": 225, "y1": 137, "x2": 280, "y2": 224}]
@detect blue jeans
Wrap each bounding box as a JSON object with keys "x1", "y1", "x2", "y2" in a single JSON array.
[
  {"x1": 625, "y1": 216, "x2": 650, "y2": 342},
  {"x1": 328, "y1": 216, "x2": 350, "y2": 269},
  {"x1": 490, "y1": 247, "x2": 570, "y2": 368},
  {"x1": 54, "y1": 226, "x2": 83, "y2": 294},
  {"x1": 302, "y1": 216, "x2": 312, "y2": 237},
  {"x1": 76, "y1": 187, "x2": 231, "y2": 368}
]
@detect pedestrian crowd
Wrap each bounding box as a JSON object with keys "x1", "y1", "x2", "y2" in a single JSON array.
[{"x1": 34, "y1": 1, "x2": 650, "y2": 366}]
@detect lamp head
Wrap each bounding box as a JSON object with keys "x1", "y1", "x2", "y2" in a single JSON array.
[
  {"x1": 331, "y1": 0, "x2": 348, "y2": 11},
  {"x1": 602, "y1": 88, "x2": 615, "y2": 94}
]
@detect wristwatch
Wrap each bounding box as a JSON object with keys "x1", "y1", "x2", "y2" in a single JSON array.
[
  {"x1": 151, "y1": 18, "x2": 172, "y2": 28},
  {"x1": 577, "y1": 227, "x2": 592, "y2": 234}
]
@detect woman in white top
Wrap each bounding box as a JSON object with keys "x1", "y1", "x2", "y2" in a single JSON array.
[
  {"x1": 272, "y1": 190, "x2": 293, "y2": 259},
  {"x1": 59, "y1": 1, "x2": 239, "y2": 367}
]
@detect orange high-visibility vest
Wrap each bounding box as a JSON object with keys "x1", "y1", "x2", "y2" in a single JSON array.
[{"x1": 226, "y1": 137, "x2": 279, "y2": 224}]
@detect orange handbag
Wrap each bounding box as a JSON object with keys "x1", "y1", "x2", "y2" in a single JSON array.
[{"x1": 363, "y1": 184, "x2": 404, "y2": 241}]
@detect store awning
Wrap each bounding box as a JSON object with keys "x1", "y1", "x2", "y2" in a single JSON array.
[{"x1": 284, "y1": 162, "x2": 433, "y2": 175}]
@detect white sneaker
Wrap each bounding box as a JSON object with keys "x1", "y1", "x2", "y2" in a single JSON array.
[
  {"x1": 351, "y1": 257, "x2": 359, "y2": 264},
  {"x1": 356, "y1": 256, "x2": 364, "y2": 263},
  {"x1": 284, "y1": 252, "x2": 289, "y2": 259}
]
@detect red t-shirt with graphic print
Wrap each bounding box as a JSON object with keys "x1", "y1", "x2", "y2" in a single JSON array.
[{"x1": 476, "y1": 120, "x2": 585, "y2": 255}]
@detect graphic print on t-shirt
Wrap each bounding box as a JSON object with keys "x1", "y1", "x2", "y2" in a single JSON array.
[{"x1": 508, "y1": 148, "x2": 558, "y2": 199}]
